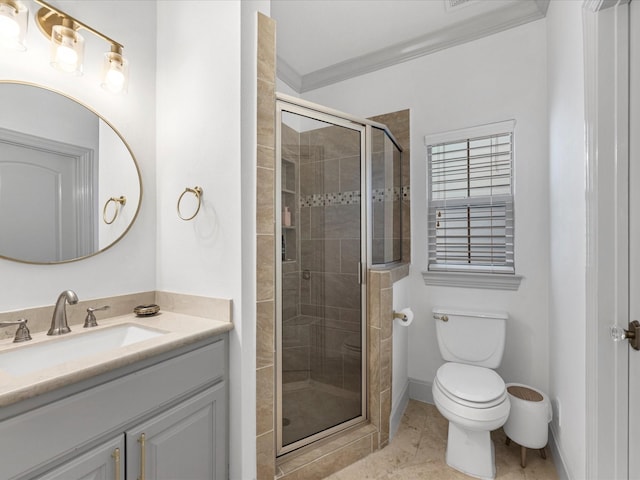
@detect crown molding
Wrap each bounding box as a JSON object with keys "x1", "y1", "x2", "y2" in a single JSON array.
[
  {"x1": 275, "y1": 55, "x2": 302, "y2": 93},
  {"x1": 277, "y1": 0, "x2": 550, "y2": 94},
  {"x1": 583, "y1": 0, "x2": 629, "y2": 13}
]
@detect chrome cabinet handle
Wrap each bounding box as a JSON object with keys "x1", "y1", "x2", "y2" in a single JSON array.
[
  {"x1": 138, "y1": 433, "x2": 146, "y2": 480},
  {"x1": 111, "y1": 448, "x2": 121, "y2": 480}
]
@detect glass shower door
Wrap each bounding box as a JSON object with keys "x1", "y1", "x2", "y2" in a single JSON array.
[{"x1": 276, "y1": 102, "x2": 366, "y2": 455}]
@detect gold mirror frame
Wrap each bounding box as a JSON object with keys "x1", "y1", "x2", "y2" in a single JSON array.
[{"x1": 0, "y1": 81, "x2": 142, "y2": 264}]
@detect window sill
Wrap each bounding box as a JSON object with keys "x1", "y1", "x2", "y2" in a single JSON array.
[{"x1": 421, "y1": 271, "x2": 522, "y2": 291}]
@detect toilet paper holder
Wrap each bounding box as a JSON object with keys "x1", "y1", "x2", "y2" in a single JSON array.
[{"x1": 393, "y1": 311, "x2": 407, "y2": 320}]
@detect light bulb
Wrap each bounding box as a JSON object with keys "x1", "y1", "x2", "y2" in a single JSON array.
[
  {"x1": 0, "y1": 1, "x2": 27, "y2": 50},
  {"x1": 101, "y1": 50, "x2": 129, "y2": 94},
  {"x1": 55, "y1": 44, "x2": 77, "y2": 67},
  {"x1": 0, "y1": 14, "x2": 18, "y2": 39},
  {"x1": 104, "y1": 68, "x2": 125, "y2": 92},
  {"x1": 50, "y1": 24, "x2": 84, "y2": 75}
]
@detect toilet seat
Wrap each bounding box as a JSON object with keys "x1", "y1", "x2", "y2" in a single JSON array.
[{"x1": 436, "y1": 363, "x2": 506, "y2": 408}]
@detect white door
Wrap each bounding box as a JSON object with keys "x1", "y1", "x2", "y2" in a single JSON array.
[
  {"x1": 629, "y1": 1, "x2": 640, "y2": 477},
  {"x1": 0, "y1": 143, "x2": 73, "y2": 262},
  {"x1": 0, "y1": 132, "x2": 95, "y2": 262}
]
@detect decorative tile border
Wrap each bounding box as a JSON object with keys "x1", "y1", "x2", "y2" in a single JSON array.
[
  {"x1": 299, "y1": 186, "x2": 410, "y2": 208},
  {"x1": 300, "y1": 191, "x2": 360, "y2": 207}
]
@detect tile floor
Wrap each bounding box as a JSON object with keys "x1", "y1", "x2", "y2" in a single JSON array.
[{"x1": 326, "y1": 400, "x2": 559, "y2": 480}]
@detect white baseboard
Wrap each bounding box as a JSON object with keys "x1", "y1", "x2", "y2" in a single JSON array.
[
  {"x1": 390, "y1": 381, "x2": 410, "y2": 439},
  {"x1": 408, "y1": 378, "x2": 434, "y2": 404},
  {"x1": 548, "y1": 425, "x2": 570, "y2": 480}
]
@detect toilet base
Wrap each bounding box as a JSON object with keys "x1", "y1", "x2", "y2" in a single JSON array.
[{"x1": 446, "y1": 422, "x2": 496, "y2": 480}]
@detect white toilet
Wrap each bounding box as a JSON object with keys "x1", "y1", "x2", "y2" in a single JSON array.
[{"x1": 432, "y1": 308, "x2": 510, "y2": 480}]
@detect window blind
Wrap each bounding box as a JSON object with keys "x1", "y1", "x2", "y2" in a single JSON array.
[{"x1": 427, "y1": 132, "x2": 514, "y2": 274}]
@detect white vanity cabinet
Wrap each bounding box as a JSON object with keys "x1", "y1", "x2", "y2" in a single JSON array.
[{"x1": 1, "y1": 334, "x2": 228, "y2": 480}]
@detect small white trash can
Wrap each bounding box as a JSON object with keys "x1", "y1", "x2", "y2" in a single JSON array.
[{"x1": 503, "y1": 383, "x2": 552, "y2": 468}]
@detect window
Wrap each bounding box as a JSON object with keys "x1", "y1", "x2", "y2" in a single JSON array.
[{"x1": 426, "y1": 121, "x2": 516, "y2": 279}]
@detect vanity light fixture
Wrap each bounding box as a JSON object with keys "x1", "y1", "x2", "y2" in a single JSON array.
[
  {"x1": 0, "y1": 0, "x2": 28, "y2": 51},
  {"x1": 34, "y1": 0, "x2": 129, "y2": 93}
]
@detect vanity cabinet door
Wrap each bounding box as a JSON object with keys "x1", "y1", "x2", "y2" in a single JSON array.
[
  {"x1": 126, "y1": 382, "x2": 226, "y2": 480},
  {"x1": 34, "y1": 436, "x2": 124, "y2": 480}
]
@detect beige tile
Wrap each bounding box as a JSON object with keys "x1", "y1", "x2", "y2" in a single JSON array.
[
  {"x1": 390, "y1": 263, "x2": 410, "y2": 283},
  {"x1": 257, "y1": 78, "x2": 275, "y2": 148},
  {"x1": 257, "y1": 166, "x2": 275, "y2": 235},
  {"x1": 280, "y1": 435, "x2": 372, "y2": 480},
  {"x1": 380, "y1": 337, "x2": 392, "y2": 392},
  {"x1": 256, "y1": 300, "x2": 274, "y2": 369},
  {"x1": 258, "y1": 144, "x2": 275, "y2": 169},
  {"x1": 257, "y1": 13, "x2": 275, "y2": 82},
  {"x1": 368, "y1": 278, "x2": 381, "y2": 330},
  {"x1": 326, "y1": 400, "x2": 559, "y2": 480},
  {"x1": 278, "y1": 424, "x2": 377, "y2": 474},
  {"x1": 380, "y1": 288, "x2": 393, "y2": 340},
  {"x1": 380, "y1": 388, "x2": 391, "y2": 446},
  {"x1": 257, "y1": 430, "x2": 275, "y2": 480},
  {"x1": 257, "y1": 365, "x2": 275, "y2": 436},
  {"x1": 379, "y1": 271, "x2": 392, "y2": 289},
  {"x1": 257, "y1": 234, "x2": 275, "y2": 301}
]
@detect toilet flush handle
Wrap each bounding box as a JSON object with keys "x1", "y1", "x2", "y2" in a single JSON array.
[{"x1": 433, "y1": 314, "x2": 449, "y2": 322}]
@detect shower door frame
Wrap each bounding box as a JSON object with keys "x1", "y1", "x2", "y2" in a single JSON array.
[{"x1": 275, "y1": 96, "x2": 372, "y2": 456}]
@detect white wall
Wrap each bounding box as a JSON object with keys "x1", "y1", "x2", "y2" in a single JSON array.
[
  {"x1": 546, "y1": 1, "x2": 587, "y2": 478},
  {"x1": 156, "y1": 1, "x2": 242, "y2": 300},
  {"x1": 392, "y1": 275, "x2": 410, "y2": 425},
  {"x1": 302, "y1": 20, "x2": 550, "y2": 404},
  {"x1": 0, "y1": 0, "x2": 157, "y2": 310},
  {"x1": 156, "y1": 2, "x2": 260, "y2": 478}
]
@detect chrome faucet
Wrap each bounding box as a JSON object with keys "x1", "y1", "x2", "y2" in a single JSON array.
[{"x1": 48, "y1": 290, "x2": 78, "y2": 336}]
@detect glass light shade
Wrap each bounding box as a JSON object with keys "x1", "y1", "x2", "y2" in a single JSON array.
[
  {"x1": 101, "y1": 51, "x2": 129, "y2": 94},
  {"x1": 50, "y1": 24, "x2": 84, "y2": 75},
  {"x1": 0, "y1": 0, "x2": 27, "y2": 51}
]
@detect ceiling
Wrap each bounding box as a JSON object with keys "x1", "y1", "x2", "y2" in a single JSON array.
[{"x1": 271, "y1": 0, "x2": 549, "y2": 93}]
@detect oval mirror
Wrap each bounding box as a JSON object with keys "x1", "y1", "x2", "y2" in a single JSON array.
[{"x1": 0, "y1": 82, "x2": 141, "y2": 264}]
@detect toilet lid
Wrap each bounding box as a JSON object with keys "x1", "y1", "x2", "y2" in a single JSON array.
[{"x1": 436, "y1": 363, "x2": 506, "y2": 403}]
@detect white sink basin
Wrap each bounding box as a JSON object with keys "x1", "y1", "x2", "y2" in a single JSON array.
[{"x1": 0, "y1": 324, "x2": 166, "y2": 376}]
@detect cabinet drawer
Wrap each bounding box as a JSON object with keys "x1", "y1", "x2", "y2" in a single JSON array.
[{"x1": 1, "y1": 337, "x2": 226, "y2": 480}]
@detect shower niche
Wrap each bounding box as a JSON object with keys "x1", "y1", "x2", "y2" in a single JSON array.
[
  {"x1": 275, "y1": 96, "x2": 402, "y2": 456},
  {"x1": 281, "y1": 157, "x2": 296, "y2": 262}
]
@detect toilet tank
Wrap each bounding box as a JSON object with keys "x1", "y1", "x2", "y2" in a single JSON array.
[{"x1": 433, "y1": 308, "x2": 508, "y2": 368}]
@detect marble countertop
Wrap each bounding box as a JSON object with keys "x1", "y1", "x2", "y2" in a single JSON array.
[{"x1": 0, "y1": 312, "x2": 233, "y2": 407}]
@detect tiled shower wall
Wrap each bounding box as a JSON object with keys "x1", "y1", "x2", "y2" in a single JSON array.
[
  {"x1": 300, "y1": 124, "x2": 362, "y2": 392},
  {"x1": 282, "y1": 120, "x2": 363, "y2": 394}
]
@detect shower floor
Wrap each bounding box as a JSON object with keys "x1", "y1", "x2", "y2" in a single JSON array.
[{"x1": 282, "y1": 380, "x2": 361, "y2": 447}]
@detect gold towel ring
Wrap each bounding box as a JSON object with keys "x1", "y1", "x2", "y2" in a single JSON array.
[
  {"x1": 103, "y1": 196, "x2": 127, "y2": 225},
  {"x1": 177, "y1": 186, "x2": 203, "y2": 221}
]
